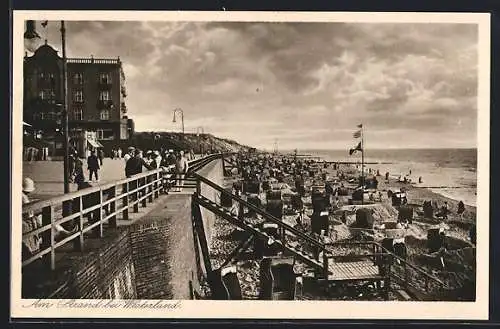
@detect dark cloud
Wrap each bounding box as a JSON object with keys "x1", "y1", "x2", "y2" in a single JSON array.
[{"x1": 29, "y1": 20, "x2": 479, "y2": 149}]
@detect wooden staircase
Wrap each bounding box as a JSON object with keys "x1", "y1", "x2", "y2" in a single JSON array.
[{"x1": 193, "y1": 193, "x2": 324, "y2": 270}]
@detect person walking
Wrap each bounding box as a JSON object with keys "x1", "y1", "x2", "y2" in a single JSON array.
[
  {"x1": 175, "y1": 150, "x2": 189, "y2": 192},
  {"x1": 87, "y1": 150, "x2": 100, "y2": 182},
  {"x1": 97, "y1": 148, "x2": 104, "y2": 166}
]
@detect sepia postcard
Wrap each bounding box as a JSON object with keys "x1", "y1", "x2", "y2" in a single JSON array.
[{"x1": 11, "y1": 10, "x2": 490, "y2": 320}]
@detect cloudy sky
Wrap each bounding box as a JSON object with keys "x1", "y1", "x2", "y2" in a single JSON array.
[{"x1": 29, "y1": 20, "x2": 478, "y2": 150}]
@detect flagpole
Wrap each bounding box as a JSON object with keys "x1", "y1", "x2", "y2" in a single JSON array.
[{"x1": 361, "y1": 125, "x2": 364, "y2": 205}]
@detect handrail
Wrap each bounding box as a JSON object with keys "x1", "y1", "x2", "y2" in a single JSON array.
[
  {"x1": 22, "y1": 154, "x2": 226, "y2": 213},
  {"x1": 190, "y1": 172, "x2": 325, "y2": 248},
  {"x1": 22, "y1": 168, "x2": 163, "y2": 212},
  {"x1": 21, "y1": 153, "x2": 224, "y2": 270},
  {"x1": 377, "y1": 243, "x2": 447, "y2": 288}
]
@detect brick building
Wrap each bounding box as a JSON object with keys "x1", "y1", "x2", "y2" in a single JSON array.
[{"x1": 23, "y1": 42, "x2": 135, "y2": 157}]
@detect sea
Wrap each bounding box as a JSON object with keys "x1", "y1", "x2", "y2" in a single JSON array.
[{"x1": 297, "y1": 148, "x2": 478, "y2": 207}]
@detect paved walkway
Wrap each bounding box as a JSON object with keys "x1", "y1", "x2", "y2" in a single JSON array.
[
  {"x1": 22, "y1": 155, "x2": 203, "y2": 201},
  {"x1": 22, "y1": 158, "x2": 130, "y2": 200}
]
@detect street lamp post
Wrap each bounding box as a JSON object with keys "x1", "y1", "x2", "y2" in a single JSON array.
[
  {"x1": 196, "y1": 126, "x2": 204, "y2": 155},
  {"x1": 24, "y1": 20, "x2": 70, "y2": 193},
  {"x1": 172, "y1": 108, "x2": 184, "y2": 140},
  {"x1": 61, "y1": 21, "x2": 70, "y2": 194}
]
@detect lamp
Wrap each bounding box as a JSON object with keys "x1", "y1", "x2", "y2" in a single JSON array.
[
  {"x1": 172, "y1": 108, "x2": 184, "y2": 139},
  {"x1": 24, "y1": 20, "x2": 43, "y2": 53}
]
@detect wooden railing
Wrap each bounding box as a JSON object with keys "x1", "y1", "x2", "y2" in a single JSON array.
[
  {"x1": 21, "y1": 153, "x2": 225, "y2": 270},
  {"x1": 376, "y1": 244, "x2": 449, "y2": 300},
  {"x1": 191, "y1": 172, "x2": 326, "y2": 249},
  {"x1": 323, "y1": 240, "x2": 448, "y2": 300}
]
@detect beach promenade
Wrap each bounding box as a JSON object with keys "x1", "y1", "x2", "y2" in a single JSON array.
[{"x1": 22, "y1": 158, "x2": 128, "y2": 200}]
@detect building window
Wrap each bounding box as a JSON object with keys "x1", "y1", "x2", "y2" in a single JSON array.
[
  {"x1": 73, "y1": 90, "x2": 83, "y2": 102},
  {"x1": 99, "y1": 72, "x2": 111, "y2": 84},
  {"x1": 39, "y1": 89, "x2": 55, "y2": 101},
  {"x1": 73, "y1": 107, "x2": 83, "y2": 120},
  {"x1": 38, "y1": 72, "x2": 55, "y2": 86},
  {"x1": 73, "y1": 73, "x2": 83, "y2": 85},
  {"x1": 96, "y1": 129, "x2": 114, "y2": 140},
  {"x1": 100, "y1": 109, "x2": 110, "y2": 120},
  {"x1": 99, "y1": 90, "x2": 110, "y2": 101}
]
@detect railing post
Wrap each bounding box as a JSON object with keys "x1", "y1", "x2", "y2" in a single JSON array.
[
  {"x1": 41, "y1": 205, "x2": 55, "y2": 270},
  {"x1": 154, "y1": 172, "x2": 160, "y2": 199},
  {"x1": 62, "y1": 199, "x2": 73, "y2": 231},
  {"x1": 97, "y1": 189, "x2": 103, "y2": 238},
  {"x1": 148, "y1": 175, "x2": 153, "y2": 203},
  {"x1": 385, "y1": 254, "x2": 392, "y2": 300},
  {"x1": 78, "y1": 196, "x2": 85, "y2": 251},
  {"x1": 122, "y1": 182, "x2": 129, "y2": 220},
  {"x1": 221, "y1": 153, "x2": 226, "y2": 177},
  {"x1": 322, "y1": 252, "x2": 329, "y2": 279},
  {"x1": 109, "y1": 186, "x2": 117, "y2": 229},
  {"x1": 72, "y1": 196, "x2": 83, "y2": 251},
  {"x1": 196, "y1": 178, "x2": 201, "y2": 196},
  {"x1": 238, "y1": 202, "x2": 244, "y2": 220},
  {"x1": 141, "y1": 177, "x2": 147, "y2": 208},
  {"x1": 133, "y1": 179, "x2": 139, "y2": 213}
]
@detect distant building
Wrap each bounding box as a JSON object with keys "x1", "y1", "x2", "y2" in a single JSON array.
[{"x1": 23, "y1": 42, "x2": 134, "y2": 158}]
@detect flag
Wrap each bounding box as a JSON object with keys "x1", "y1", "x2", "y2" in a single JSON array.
[
  {"x1": 357, "y1": 123, "x2": 363, "y2": 128},
  {"x1": 349, "y1": 142, "x2": 362, "y2": 155},
  {"x1": 353, "y1": 130, "x2": 361, "y2": 138}
]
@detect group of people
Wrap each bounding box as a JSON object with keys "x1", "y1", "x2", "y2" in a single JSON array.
[
  {"x1": 122, "y1": 147, "x2": 189, "y2": 191},
  {"x1": 68, "y1": 148, "x2": 103, "y2": 184}
]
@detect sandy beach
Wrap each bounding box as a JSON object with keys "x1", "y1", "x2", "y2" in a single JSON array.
[{"x1": 202, "y1": 156, "x2": 477, "y2": 301}]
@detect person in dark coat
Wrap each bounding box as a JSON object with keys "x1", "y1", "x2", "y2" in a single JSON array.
[
  {"x1": 457, "y1": 200, "x2": 465, "y2": 218},
  {"x1": 73, "y1": 156, "x2": 85, "y2": 186},
  {"x1": 87, "y1": 150, "x2": 100, "y2": 181},
  {"x1": 125, "y1": 149, "x2": 152, "y2": 178},
  {"x1": 97, "y1": 148, "x2": 104, "y2": 166}
]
